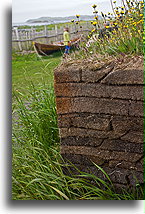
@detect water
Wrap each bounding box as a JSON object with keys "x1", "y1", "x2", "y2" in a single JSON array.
[
  {"x1": 12, "y1": 20, "x2": 67, "y2": 27},
  {"x1": 13, "y1": 22, "x2": 52, "y2": 27}
]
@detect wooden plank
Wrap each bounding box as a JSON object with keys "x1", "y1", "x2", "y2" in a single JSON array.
[{"x1": 13, "y1": 27, "x2": 22, "y2": 51}]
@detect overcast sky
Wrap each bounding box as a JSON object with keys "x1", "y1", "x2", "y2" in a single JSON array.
[{"x1": 12, "y1": 0, "x2": 123, "y2": 23}]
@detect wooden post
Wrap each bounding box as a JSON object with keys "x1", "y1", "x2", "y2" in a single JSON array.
[
  {"x1": 14, "y1": 27, "x2": 22, "y2": 51},
  {"x1": 31, "y1": 27, "x2": 34, "y2": 39},
  {"x1": 44, "y1": 25, "x2": 48, "y2": 37},
  {"x1": 33, "y1": 27, "x2": 36, "y2": 39},
  {"x1": 29, "y1": 30, "x2": 31, "y2": 40},
  {"x1": 26, "y1": 31, "x2": 29, "y2": 50},
  {"x1": 55, "y1": 25, "x2": 58, "y2": 41}
]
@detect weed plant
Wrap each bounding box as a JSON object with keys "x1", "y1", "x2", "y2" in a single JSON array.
[{"x1": 81, "y1": 0, "x2": 144, "y2": 56}]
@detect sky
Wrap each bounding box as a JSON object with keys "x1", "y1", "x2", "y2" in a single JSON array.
[{"x1": 12, "y1": 0, "x2": 123, "y2": 23}]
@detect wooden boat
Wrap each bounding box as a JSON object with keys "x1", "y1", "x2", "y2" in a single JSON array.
[{"x1": 33, "y1": 37, "x2": 81, "y2": 56}]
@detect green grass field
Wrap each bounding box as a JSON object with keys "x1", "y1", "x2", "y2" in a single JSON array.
[{"x1": 12, "y1": 52, "x2": 61, "y2": 95}]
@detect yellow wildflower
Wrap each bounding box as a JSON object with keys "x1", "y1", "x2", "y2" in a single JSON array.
[
  {"x1": 93, "y1": 10, "x2": 98, "y2": 14},
  {"x1": 76, "y1": 15, "x2": 80, "y2": 18},
  {"x1": 94, "y1": 16, "x2": 98, "y2": 20},
  {"x1": 91, "y1": 29, "x2": 96, "y2": 33},
  {"x1": 92, "y1": 4, "x2": 97, "y2": 9},
  {"x1": 136, "y1": 20, "x2": 143, "y2": 24},
  {"x1": 92, "y1": 21, "x2": 97, "y2": 26},
  {"x1": 139, "y1": 14, "x2": 143, "y2": 17}
]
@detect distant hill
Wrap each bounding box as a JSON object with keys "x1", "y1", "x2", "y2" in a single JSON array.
[{"x1": 26, "y1": 15, "x2": 101, "y2": 24}]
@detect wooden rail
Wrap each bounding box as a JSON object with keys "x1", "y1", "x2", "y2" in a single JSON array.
[{"x1": 12, "y1": 30, "x2": 90, "y2": 42}]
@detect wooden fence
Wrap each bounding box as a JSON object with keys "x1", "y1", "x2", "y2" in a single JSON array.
[{"x1": 12, "y1": 22, "x2": 93, "y2": 52}]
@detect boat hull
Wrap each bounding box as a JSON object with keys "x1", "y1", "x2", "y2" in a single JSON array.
[
  {"x1": 33, "y1": 42, "x2": 65, "y2": 56},
  {"x1": 33, "y1": 37, "x2": 81, "y2": 56}
]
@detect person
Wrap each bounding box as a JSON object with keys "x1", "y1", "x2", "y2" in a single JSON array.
[{"x1": 63, "y1": 27, "x2": 71, "y2": 57}]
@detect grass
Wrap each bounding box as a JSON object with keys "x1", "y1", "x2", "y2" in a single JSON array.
[
  {"x1": 12, "y1": 52, "x2": 61, "y2": 200},
  {"x1": 12, "y1": 51, "x2": 62, "y2": 95}
]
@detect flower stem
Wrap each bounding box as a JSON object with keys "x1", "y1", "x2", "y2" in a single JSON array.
[{"x1": 110, "y1": 0, "x2": 116, "y2": 16}]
